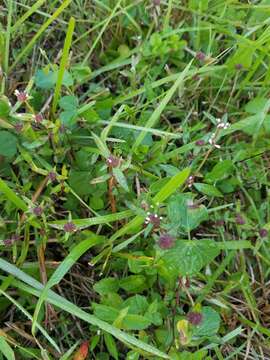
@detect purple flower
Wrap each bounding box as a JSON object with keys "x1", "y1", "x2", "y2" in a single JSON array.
[
  {"x1": 63, "y1": 222, "x2": 76, "y2": 233},
  {"x1": 195, "y1": 139, "x2": 205, "y2": 146},
  {"x1": 235, "y1": 213, "x2": 245, "y2": 225},
  {"x1": 215, "y1": 219, "x2": 225, "y2": 227},
  {"x1": 14, "y1": 90, "x2": 29, "y2": 102},
  {"x1": 145, "y1": 213, "x2": 162, "y2": 228},
  {"x1": 259, "y1": 228, "x2": 268, "y2": 238},
  {"x1": 14, "y1": 123, "x2": 23, "y2": 133},
  {"x1": 187, "y1": 312, "x2": 203, "y2": 325},
  {"x1": 158, "y1": 233, "x2": 175, "y2": 249},
  {"x1": 153, "y1": 0, "x2": 160, "y2": 4},
  {"x1": 235, "y1": 63, "x2": 243, "y2": 70},
  {"x1": 4, "y1": 234, "x2": 19, "y2": 246},
  {"x1": 196, "y1": 51, "x2": 206, "y2": 61},
  {"x1": 106, "y1": 155, "x2": 120, "y2": 168},
  {"x1": 34, "y1": 113, "x2": 43, "y2": 123},
  {"x1": 48, "y1": 171, "x2": 57, "y2": 182},
  {"x1": 33, "y1": 206, "x2": 43, "y2": 216}
]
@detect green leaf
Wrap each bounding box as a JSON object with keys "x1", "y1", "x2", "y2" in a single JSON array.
[
  {"x1": 245, "y1": 97, "x2": 269, "y2": 114},
  {"x1": 192, "y1": 306, "x2": 220, "y2": 337},
  {"x1": 59, "y1": 109, "x2": 78, "y2": 126},
  {"x1": 81, "y1": 108, "x2": 100, "y2": 123},
  {"x1": 104, "y1": 333, "x2": 118, "y2": 360},
  {"x1": 49, "y1": 210, "x2": 133, "y2": 229},
  {"x1": 59, "y1": 95, "x2": 78, "y2": 110},
  {"x1": 0, "y1": 178, "x2": 28, "y2": 211},
  {"x1": 94, "y1": 278, "x2": 119, "y2": 296},
  {"x1": 205, "y1": 160, "x2": 234, "y2": 183},
  {"x1": 113, "y1": 168, "x2": 129, "y2": 192},
  {"x1": 153, "y1": 168, "x2": 190, "y2": 203},
  {"x1": 194, "y1": 183, "x2": 223, "y2": 197},
  {"x1": 168, "y1": 194, "x2": 208, "y2": 232},
  {"x1": 160, "y1": 240, "x2": 220, "y2": 276},
  {"x1": 52, "y1": 16, "x2": 75, "y2": 113},
  {"x1": 71, "y1": 64, "x2": 91, "y2": 82},
  {"x1": 189, "y1": 0, "x2": 208, "y2": 11},
  {"x1": 0, "y1": 96, "x2": 11, "y2": 118},
  {"x1": 119, "y1": 275, "x2": 147, "y2": 293},
  {"x1": 0, "y1": 131, "x2": 17, "y2": 157},
  {"x1": 35, "y1": 69, "x2": 73, "y2": 89},
  {"x1": 0, "y1": 336, "x2": 15, "y2": 360}
]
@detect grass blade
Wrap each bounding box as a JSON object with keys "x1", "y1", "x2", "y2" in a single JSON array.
[
  {"x1": 52, "y1": 16, "x2": 75, "y2": 114},
  {"x1": 49, "y1": 210, "x2": 133, "y2": 229},
  {"x1": 0, "y1": 178, "x2": 28, "y2": 211},
  {"x1": 132, "y1": 61, "x2": 192, "y2": 151}
]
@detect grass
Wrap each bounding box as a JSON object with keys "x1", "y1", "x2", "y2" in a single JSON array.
[{"x1": 1, "y1": 0, "x2": 270, "y2": 359}]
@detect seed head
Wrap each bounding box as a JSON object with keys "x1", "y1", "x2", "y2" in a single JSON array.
[
  {"x1": 14, "y1": 90, "x2": 29, "y2": 102},
  {"x1": 106, "y1": 155, "x2": 120, "y2": 168},
  {"x1": 63, "y1": 222, "x2": 76, "y2": 233},
  {"x1": 14, "y1": 123, "x2": 23, "y2": 133},
  {"x1": 235, "y1": 63, "x2": 243, "y2": 70},
  {"x1": 34, "y1": 113, "x2": 43, "y2": 123},
  {"x1": 235, "y1": 213, "x2": 245, "y2": 225},
  {"x1": 195, "y1": 139, "x2": 205, "y2": 146},
  {"x1": 145, "y1": 213, "x2": 162, "y2": 228},
  {"x1": 48, "y1": 171, "x2": 57, "y2": 182},
  {"x1": 259, "y1": 228, "x2": 268, "y2": 238},
  {"x1": 158, "y1": 233, "x2": 175, "y2": 249},
  {"x1": 187, "y1": 312, "x2": 203, "y2": 325},
  {"x1": 196, "y1": 51, "x2": 206, "y2": 61},
  {"x1": 33, "y1": 206, "x2": 43, "y2": 216}
]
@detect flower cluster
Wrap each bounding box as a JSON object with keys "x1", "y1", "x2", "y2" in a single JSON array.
[
  {"x1": 145, "y1": 212, "x2": 163, "y2": 228},
  {"x1": 14, "y1": 90, "x2": 29, "y2": 102},
  {"x1": 216, "y1": 118, "x2": 230, "y2": 130},
  {"x1": 158, "y1": 233, "x2": 175, "y2": 249}
]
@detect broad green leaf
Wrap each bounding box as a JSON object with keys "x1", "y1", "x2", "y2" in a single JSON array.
[
  {"x1": 0, "y1": 131, "x2": 17, "y2": 157},
  {"x1": 0, "y1": 96, "x2": 11, "y2": 118},
  {"x1": 120, "y1": 275, "x2": 147, "y2": 293},
  {"x1": 0, "y1": 258, "x2": 169, "y2": 358},
  {"x1": 32, "y1": 234, "x2": 103, "y2": 335},
  {"x1": 245, "y1": 97, "x2": 269, "y2": 114},
  {"x1": 0, "y1": 178, "x2": 28, "y2": 211},
  {"x1": 0, "y1": 336, "x2": 15, "y2": 360},
  {"x1": 59, "y1": 95, "x2": 78, "y2": 110},
  {"x1": 160, "y1": 240, "x2": 220, "y2": 276},
  {"x1": 35, "y1": 69, "x2": 73, "y2": 89},
  {"x1": 168, "y1": 194, "x2": 208, "y2": 231},
  {"x1": 71, "y1": 64, "x2": 92, "y2": 82},
  {"x1": 205, "y1": 160, "x2": 234, "y2": 183},
  {"x1": 94, "y1": 278, "x2": 119, "y2": 296},
  {"x1": 194, "y1": 183, "x2": 223, "y2": 197},
  {"x1": 192, "y1": 306, "x2": 220, "y2": 337}
]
